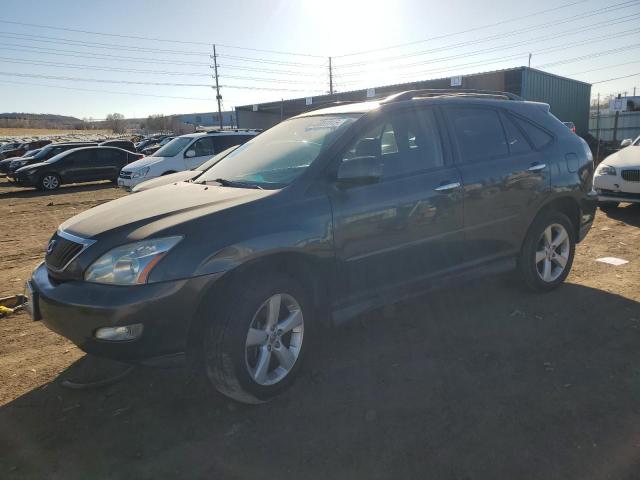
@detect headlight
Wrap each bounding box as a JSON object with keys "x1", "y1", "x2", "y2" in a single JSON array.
[
  {"x1": 131, "y1": 167, "x2": 150, "y2": 178},
  {"x1": 84, "y1": 236, "x2": 182, "y2": 285},
  {"x1": 597, "y1": 164, "x2": 616, "y2": 176},
  {"x1": 24, "y1": 169, "x2": 38, "y2": 175}
]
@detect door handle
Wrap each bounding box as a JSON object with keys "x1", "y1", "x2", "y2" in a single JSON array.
[
  {"x1": 528, "y1": 163, "x2": 546, "y2": 171},
  {"x1": 434, "y1": 182, "x2": 461, "y2": 192}
]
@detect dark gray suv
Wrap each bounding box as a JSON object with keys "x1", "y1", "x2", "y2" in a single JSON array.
[{"x1": 27, "y1": 89, "x2": 597, "y2": 403}]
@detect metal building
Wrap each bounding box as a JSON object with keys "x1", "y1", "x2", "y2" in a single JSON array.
[
  {"x1": 177, "y1": 111, "x2": 236, "y2": 127},
  {"x1": 236, "y1": 67, "x2": 591, "y2": 135}
]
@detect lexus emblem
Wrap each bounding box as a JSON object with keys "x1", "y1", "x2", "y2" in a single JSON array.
[{"x1": 46, "y1": 239, "x2": 57, "y2": 255}]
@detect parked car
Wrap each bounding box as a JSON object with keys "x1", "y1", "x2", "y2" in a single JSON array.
[
  {"x1": 593, "y1": 135, "x2": 640, "y2": 210},
  {"x1": 131, "y1": 145, "x2": 239, "y2": 192},
  {"x1": 6, "y1": 142, "x2": 97, "y2": 176},
  {"x1": 26, "y1": 89, "x2": 596, "y2": 403},
  {"x1": 135, "y1": 136, "x2": 169, "y2": 152},
  {"x1": 0, "y1": 139, "x2": 52, "y2": 160},
  {"x1": 563, "y1": 121, "x2": 576, "y2": 133},
  {"x1": 140, "y1": 136, "x2": 175, "y2": 156},
  {"x1": 0, "y1": 141, "x2": 21, "y2": 153},
  {"x1": 99, "y1": 139, "x2": 136, "y2": 152},
  {"x1": 118, "y1": 130, "x2": 259, "y2": 190},
  {"x1": 14, "y1": 146, "x2": 143, "y2": 190}
]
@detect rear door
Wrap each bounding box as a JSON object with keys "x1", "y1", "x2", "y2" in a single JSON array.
[
  {"x1": 96, "y1": 148, "x2": 128, "y2": 179},
  {"x1": 329, "y1": 106, "x2": 465, "y2": 303},
  {"x1": 444, "y1": 105, "x2": 551, "y2": 261},
  {"x1": 61, "y1": 150, "x2": 91, "y2": 182}
]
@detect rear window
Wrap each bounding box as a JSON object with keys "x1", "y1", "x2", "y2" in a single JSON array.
[
  {"x1": 510, "y1": 114, "x2": 553, "y2": 150},
  {"x1": 447, "y1": 107, "x2": 508, "y2": 163}
]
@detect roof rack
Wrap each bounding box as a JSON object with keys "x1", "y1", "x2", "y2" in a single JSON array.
[{"x1": 381, "y1": 89, "x2": 523, "y2": 103}]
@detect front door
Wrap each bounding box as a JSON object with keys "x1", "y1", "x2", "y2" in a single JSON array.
[
  {"x1": 443, "y1": 106, "x2": 551, "y2": 261},
  {"x1": 329, "y1": 107, "x2": 465, "y2": 304},
  {"x1": 185, "y1": 137, "x2": 215, "y2": 169}
]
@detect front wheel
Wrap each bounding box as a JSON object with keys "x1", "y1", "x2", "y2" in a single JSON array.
[
  {"x1": 203, "y1": 273, "x2": 311, "y2": 404},
  {"x1": 518, "y1": 211, "x2": 575, "y2": 291}
]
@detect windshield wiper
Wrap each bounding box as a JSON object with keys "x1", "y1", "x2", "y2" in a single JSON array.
[{"x1": 210, "y1": 178, "x2": 263, "y2": 190}]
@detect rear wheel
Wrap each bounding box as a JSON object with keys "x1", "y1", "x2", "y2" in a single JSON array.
[
  {"x1": 518, "y1": 211, "x2": 575, "y2": 291},
  {"x1": 40, "y1": 173, "x2": 60, "y2": 191},
  {"x1": 202, "y1": 273, "x2": 311, "y2": 404}
]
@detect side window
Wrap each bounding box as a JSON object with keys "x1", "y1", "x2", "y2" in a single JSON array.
[
  {"x1": 212, "y1": 135, "x2": 244, "y2": 152},
  {"x1": 340, "y1": 108, "x2": 444, "y2": 180},
  {"x1": 447, "y1": 107, "x2": 508, "y2": 163},
  {"x1": 510, "y1": 114, "x2": 553, "y2": 150},
  {"x1": 68, "y1": 150, "x2": 89, "y2": 164},
  {"x1": 193, "y1": 137, "x2": 215, "y2": 156},
  {"x1": 500, "y1": 112, "x2": 533, "y2": 154}
]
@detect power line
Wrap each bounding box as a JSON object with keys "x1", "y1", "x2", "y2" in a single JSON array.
[
  {"x1": 0, "y1": 42, "x2": 212, "y2": 66},
  {"x1": 0, "y1": 56, "x2": 212, "y2": 76},
  {"x1": 336, "y1": 6, "x2": 640, "y2": 68},
  {"x1": 0, "y1": 79, "x2": 216, "y2": 100},
  {"x1": 220, "y1": 84, "x2": 326, "y2": 93},
  {"x1": 335, "y1": 30, "x2": 640, "y2": 80},
  {"x1": 0, "y1": 71, "x2": 212, "y2": 87},
  {"x1": 0, "y1": 18, "x2": 324, "y2": 58},
  {"x1": 567, "y1": 61, "x2": 640, "y2": 76},
  {"x1": 218, "y1": 63, "x2": 321, "y2": 76},
  {"x1": 536, "y1": 44, "x2": 640, "y2": 69},
  {"x1": 592, "y1": 72, "x2": 640, "y2": 84},
  {"x1": 216, "y1": 53, "x2": 326, "y2": 68},
  {"x1": 333, "y1": 0, "x2": 594, "y2": 58},
  {"x1": 0, "y1": 31, "x2": 209, "y2": 56}
]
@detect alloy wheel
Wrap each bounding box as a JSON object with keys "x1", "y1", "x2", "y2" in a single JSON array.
[
  {"x1": 535, "y1": 223, "x2": 570, "y2": 282},
  {"x1": 244, "y1": 293, "x2": 304, "y2": 386},
  {"x1": 42, "y1": 175, "x2": 59, "y2": 190}
]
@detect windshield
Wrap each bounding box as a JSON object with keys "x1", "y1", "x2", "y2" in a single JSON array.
[
  {"x1": 198, "y1": 114, "x2": 359, "y2": 188},
  {"x1": 152, "y1": 137, "x2": 192, "y2": 157},
  {"x1": 633, "y1": 136, "x2": 640, "y2": 146}
]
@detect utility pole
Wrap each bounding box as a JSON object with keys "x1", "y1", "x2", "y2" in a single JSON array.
[
  {"x1": 528, "y1": 53, "x2": 532, "y2": 68},
  {"x1": 211, "y1": 44, "x2": 223, "y2": 129},
  {"x1": 329, "y1": 56, "x2": 334, "y2": 95},
  {"x1": 596, "y1": 92, "x2": 601, "y2": 163}
]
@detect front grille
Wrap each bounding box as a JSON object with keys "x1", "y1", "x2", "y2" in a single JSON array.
[
  {"x1": 120, "y1": 171, "x2": 132, "y2": 179},
  {"x1": 621, "y1": 169, "x2": 640, "y2": 182},
  {"x1": 45, "y1": 233, "x2": 84, "y2": 271}
]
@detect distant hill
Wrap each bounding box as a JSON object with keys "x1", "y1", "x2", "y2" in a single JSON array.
[{"x1": 0, "y1": 113, "x2": 86, "y2": 130}]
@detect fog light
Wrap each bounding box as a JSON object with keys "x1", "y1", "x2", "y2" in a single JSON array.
[{"x1": 95, "y1": 324, "x2": 144, "y2": 341}]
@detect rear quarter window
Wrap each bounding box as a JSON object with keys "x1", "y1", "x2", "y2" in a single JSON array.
[{"x1": 509, "y1": 114, "x2": 554, "y2": 150}]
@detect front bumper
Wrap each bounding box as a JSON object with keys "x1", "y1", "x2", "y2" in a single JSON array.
[
  {"x1": 117, "y1": 175, "x2": 146, "y2": 191},
  {"x1": 12, "y1": 171, "x2": 38, "y2": 187},
  {"x1": 30, "y1": 262, "x2": 222, "y2": 362},
  {"x1": 594, "y1": 173, "x2": 640, "y2": 203}
]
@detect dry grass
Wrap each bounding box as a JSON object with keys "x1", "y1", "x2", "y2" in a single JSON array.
[{"x1": 0, "y1": 128, "x2": 111, "y2": 136}]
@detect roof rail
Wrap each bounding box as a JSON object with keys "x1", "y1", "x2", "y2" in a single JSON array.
[
  {"x1": 304, "y1": 100, "x2": 363, "y2": 112},
  {"x1": 380, "y1": 89, "x2": 523, "y2": 103}
]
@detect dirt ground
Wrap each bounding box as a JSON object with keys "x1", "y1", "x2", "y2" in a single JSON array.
[{"x1": 0, "y1": 178, "x2": 639, "y2": 479}]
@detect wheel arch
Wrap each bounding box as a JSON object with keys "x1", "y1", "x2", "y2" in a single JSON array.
[
  {"x1": 185, "y1": 251, "x2": 331, "y2": 364},
  {"x1": 525, "y1": 196, "x2": 581, "y2": 248}
]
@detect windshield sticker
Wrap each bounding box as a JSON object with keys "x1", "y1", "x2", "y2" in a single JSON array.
[{"x1": 305, "y1": 118, "x2": 349, "y2": 130}]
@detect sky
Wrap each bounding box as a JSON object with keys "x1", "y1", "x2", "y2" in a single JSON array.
[{"x1": 0, "y1": 0, "x2": 638, "y2": 119}]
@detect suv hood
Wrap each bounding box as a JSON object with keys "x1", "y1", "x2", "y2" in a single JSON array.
[
  {"x1": 132, "y1": 170, "x2": 199, "y2": 192},
  {"x1": 60, "y1": 181, "x2": 276, "y2": 239},
  {"x1": 603, "y1": 146, "x2": 640, "y2": 168}
]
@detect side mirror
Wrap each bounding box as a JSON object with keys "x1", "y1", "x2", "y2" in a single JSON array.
[
  {"x1": 620, "y1": 138, "x2": 633, "y2": 148},
  {"x1": 336, "y1": 156, "x2": 382, "y2": 188},
  {"x1": 185, "y1": 149, "x2": 196, "y2": 158}
]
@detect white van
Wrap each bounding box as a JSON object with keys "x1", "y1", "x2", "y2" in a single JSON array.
[{"x1": 118, "y1": 130, "x2": 259, "y2": 190}]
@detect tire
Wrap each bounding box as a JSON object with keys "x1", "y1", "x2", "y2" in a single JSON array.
[
  {"x1": 202, "y1": 273, "x2": 312, "y2": 404},
  {"x1": 39, "y1": 173, "x2": 61, "y2": 191},
  {"x1": 518, "y1": 210, "x2": 576, "y2": 292},
  {"x1": 599, "y1": 201, "x2": 619, "y2": 212}
]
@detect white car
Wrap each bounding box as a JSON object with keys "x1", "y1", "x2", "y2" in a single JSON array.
[
  {"x1": 593, "y1": 135, "x2": 640, "y2": 210},
  {"x1": 117, "y1": 130, "x2": 259, "y2": 190}
]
